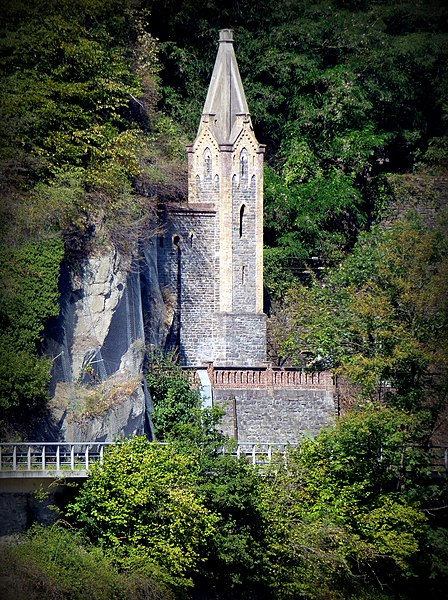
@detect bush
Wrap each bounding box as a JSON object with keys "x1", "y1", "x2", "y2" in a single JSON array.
[{"x1": 0, "y1": 523, "x2": 173, "y2": 600}]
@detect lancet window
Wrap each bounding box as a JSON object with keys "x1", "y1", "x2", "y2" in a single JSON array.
[{"x1": 204, "y1": 148, "x2": 212, "y2": 180}]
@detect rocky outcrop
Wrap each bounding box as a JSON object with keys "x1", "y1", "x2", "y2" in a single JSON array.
[
  {"x1": 40, "y1": 246, "x2": 157, "y2": 442},
  {"x1": 70, "y1": 250, "x2": 129, "y2": 382},
  {"x1": 48, "y1": 371, "x2": 147, "y2": 442}
]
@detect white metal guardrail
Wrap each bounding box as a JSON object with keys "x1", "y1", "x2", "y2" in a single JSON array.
[
  {"x1": 0, "y1": 442, "x2": 297, "y2": 476},
  {"x1": 0, "y1": 442, "x2": 446, "y2": 477},
  {"x1": 0, "y1": 442, "x2": 115, "y2": 477}
]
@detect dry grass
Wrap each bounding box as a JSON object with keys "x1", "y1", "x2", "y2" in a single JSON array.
[{"x1": 51, "y1": 371, "x2": 143, "y2": 419}]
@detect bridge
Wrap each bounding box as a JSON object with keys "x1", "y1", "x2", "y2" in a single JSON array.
[
  {"x1": 0, "y1": 441, "x2": 447, "y2": 480},
  {"x1": 0, "y1": 441, "x2": 296, "y2": 480}
]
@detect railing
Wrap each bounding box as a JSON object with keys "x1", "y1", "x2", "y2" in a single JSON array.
[
  {"x1": 1, "y1": 442, "x2": 447, "y2": 475},
  {"x1": 0, "y1": 442, "x2": 296, "y2": 476},
  {"x1": 226, "y1": 442, "x2": 297, "y2": 465},
  {"x1": 0, "y1": 442, "x2": 115, "y2": 477}
]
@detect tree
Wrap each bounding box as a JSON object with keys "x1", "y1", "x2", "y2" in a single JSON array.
[
  {"x1": 66, "y1": 436, "x2": 217, "y2": 596},
  {"x1": 273, "y1": 213, "x2": 448, "y2": 435},
  {"x1": 0, "y1": 0, "x2": 165, "y2": 253},
  {"x1": 263, "y1": 406, "x2": 435, "y2": 600},
  {"x1": 144, "y1": 0, "x2": 448, "y2": 287},
  {"x1": 0, "y1": 0, "x2": 169, "y2": 430},
  {"x1": 193, "y1": 453, "x2": 270, "y2": 599},
  {"x1": 0, "y1": 523, "x2": 173, "y2": 600},
  {"x1": 0, "y1": 238, "x2": 64, "y2": 426},
  {"x1": 146, "y1": 355, "x2": 204, "y2": 441}
]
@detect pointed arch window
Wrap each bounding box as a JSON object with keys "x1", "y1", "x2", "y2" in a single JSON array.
[
  {"x1": 240, "y1": 148, "x2": 248, "y2": 181},
  {"x1": 204, "y1": 148, "x2": 212, "y2": 180},
  {"x1": 239, "y1": 204, "x2": 246, "y2": 238}
]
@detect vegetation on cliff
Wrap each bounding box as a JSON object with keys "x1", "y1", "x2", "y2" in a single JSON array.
[
  {"x1": 0, "y1": 0, "x2": 180, "y2": 427},
  {"x1": 1, "y1": 0, "x2": 447, "y2": 424}
]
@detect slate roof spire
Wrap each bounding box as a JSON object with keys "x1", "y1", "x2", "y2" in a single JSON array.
[{"x1": 201, "y1": 29, "x2": 250, "y2": 144}]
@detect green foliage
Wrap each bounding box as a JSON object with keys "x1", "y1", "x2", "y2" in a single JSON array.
[
  {"x1": 193, "y1": 453, "x2": 269, "y2": 599},
  {"x1": 274, "y1": 214, "x2": 448, "y2": 423},
  {"x1": 263, "y1": 406, "x2": 432, "y2": 599},
  {"x1": 147, "y1": 358, "x2": 270, "y2": 598},
  {"x1": 67, "y1": 436, "x2": 217, "y2": 595},
  {"x1": 0, "y1": 238, "x2": 64, "y2": 421},
  {"x1": 0, "y1": 239, "x2": 64, "y2": 351},
  {"x1": 0, "y1": 0, "x2": 165, "y2": 251},
  {"x1": 145, "y1": 0, "x2": 448, "y2": 290},
  {"x1": 146, "y1": 356, "x2": 203, "y2": 441},
  {"x1": 0, "y1": 0, "x2": 185, "y2": 428},
  {"x1": 0, "y1": 523, "x2": 173, "y2": 600}
]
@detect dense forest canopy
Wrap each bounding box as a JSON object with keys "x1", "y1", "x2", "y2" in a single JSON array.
[{"x1": 0, "y1": 1, "x2": 448, "y2": 598}]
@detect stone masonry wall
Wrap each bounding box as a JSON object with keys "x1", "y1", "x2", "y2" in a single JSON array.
[
  {"x1": 215, "y1": 387, "x2": 338, "y2": 443},
  {"x1": 212, "y1": 313, "x2": 266, "y2": 366},
  {"x1": 157, "y1": 204, "x2": 217, "y2": 365},
  {"x1": 232, "y1": 171, "x2": 257, "y2": 312}
]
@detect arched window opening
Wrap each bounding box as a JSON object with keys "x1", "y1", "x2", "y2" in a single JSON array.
[
  {"x1": 214, "y1": 174, "x2": 220, "y2": 191},
  {"x1": 189, "y1": 233, "x2": 194, "y2": 247},
  {"x1": 239, "y1": 204, "x2": 246, "y2": 238},
  {"x1": 240, "y1": 148, "x2": 248, "y2": 180},
  {"x1": 195, "y1": 174, "x2": 201, "y2": 193},
  {"x1": 251, "y1": 174, "x2": 256, "y2": 188},
  {"x1": 204, "y1": 148, "x2": 212, "y2": 180},
  {"x1": 173, "y1": 235, "x2": 180, "y2": 247},
  {"x1": 242, "y1": 266, "x2": 246, "y2": 285}
]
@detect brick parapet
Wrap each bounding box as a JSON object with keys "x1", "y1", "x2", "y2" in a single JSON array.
[{"x1": 192, "y1": 363, "x2": 334, "y2": 390}]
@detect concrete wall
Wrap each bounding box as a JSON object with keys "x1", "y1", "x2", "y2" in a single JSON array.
[{"x1": 0, "y1": 478, "x2": 78, "y2": 536}]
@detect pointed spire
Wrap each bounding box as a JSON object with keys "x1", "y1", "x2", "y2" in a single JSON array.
[{"x1": 201, "y1": 29, "x2": 250, "y2": 144}]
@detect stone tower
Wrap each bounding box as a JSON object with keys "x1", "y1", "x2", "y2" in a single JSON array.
[{"x1": 158, "y1": 29, "x2": 266, "y2": 366}]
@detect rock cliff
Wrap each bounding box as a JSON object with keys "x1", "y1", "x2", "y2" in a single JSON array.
[{"x1": 39, "y1": 242, "x2": 169, "y2": 442}]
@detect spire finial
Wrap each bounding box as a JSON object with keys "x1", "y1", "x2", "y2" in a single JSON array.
[{"x1": 219, "y1": 29, "x2": 233, "y2": 42}]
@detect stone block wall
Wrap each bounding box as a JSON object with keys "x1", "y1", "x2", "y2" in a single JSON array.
[
  {"x1": 232, "y1": 173, "x2": 257, "y2": 312},
  {"x1": 215, "y1": 387, "x2": 337, "y2": 443},
  {"x1": 157, "y1": 204, "x2": 217, "y2": 365},
  {"x1": 158, "y1": 200, "x2": 267, "y2": 367},
  {"x1": 213, "y1": 313, "x2": 266, "y2": 366},
  {"x1": 382, "y1": 175, "x2": 448, "y2": 228}
]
